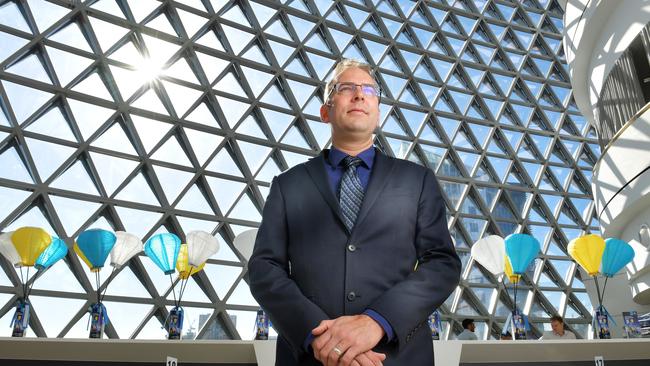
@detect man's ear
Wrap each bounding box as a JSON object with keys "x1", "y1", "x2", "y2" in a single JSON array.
[{"x1": 320, "y1": 104, "x2": 330, "y2": 124}]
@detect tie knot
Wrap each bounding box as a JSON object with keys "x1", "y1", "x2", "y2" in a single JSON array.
[{"x1": 342, "y1": 156, "x2": 363, "y2": 169}]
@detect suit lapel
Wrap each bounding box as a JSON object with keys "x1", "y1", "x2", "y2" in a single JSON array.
[
  {"x1": 304, "y1": 152, "x2": 346, "y2": 228},
  {"x1": 353, "y1": 151, "x2": 396, "y2": 231}
]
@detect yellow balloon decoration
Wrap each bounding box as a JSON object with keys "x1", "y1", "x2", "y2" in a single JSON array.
[
  {"x1": 504, "y1": 255, "x2": 520, "y2": 283},
  {"x1": 568, "y1": 234, "x2": 605, "y2": 276},
  {"x1": 11, "y1": 227, "x2": 51, "y2": 266},
  {"x1": 176, "y1": 244, "x2": 205, "y2": 280},
  {"x1": 74, "y1": 243, "x2": 100, "y2": 273}
]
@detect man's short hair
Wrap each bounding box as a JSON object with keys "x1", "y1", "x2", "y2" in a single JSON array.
[
  {"x1": 323, "y1": 59, "x2": 377, "y2": 104},
  {"x1": 550, "y1": 315, "x2": 564, "y2": 323},
  {"x1": 462, "y1": 318, "x2": 474, "y2": 329}
]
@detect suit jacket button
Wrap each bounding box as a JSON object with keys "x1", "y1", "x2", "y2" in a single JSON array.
[
  {"x1": 348, "y1": 244, "x2": 356, "y2": 252},
  {"x1": 347, "y1": 292, "x2": 356, "y2": 301}
]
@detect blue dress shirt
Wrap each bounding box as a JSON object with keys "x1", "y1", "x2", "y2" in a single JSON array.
[{"x1": 303, "y1": 146, "x2": 394, "y2": 351}]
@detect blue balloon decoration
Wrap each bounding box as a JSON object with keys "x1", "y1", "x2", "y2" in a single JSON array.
[
  {"x1": 35, "y1": 237, "x2": 68, "y2": 270},
  {"x1": 76, "y1": 229, "x2": 117, "y2": 269},
  {"x1": 505, "y1": 233, "x2": 540, "y2": 275},
  {"x1": 601, "y1": 238, "x2": 635, "y2": 277},
  {"x1": 144, "y1": 233, "x2": 181, "y2": 275}
]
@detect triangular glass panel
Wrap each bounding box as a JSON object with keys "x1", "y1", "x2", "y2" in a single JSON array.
[
  {"x1": 91, "y1": 121, "x2": 137, "y2": 155},
  {"x1": 46, "y1": 46, "x2": 95, "y2": 88},
  {"x1": 236, "y1": 140, "x2": 272, "y2": 175},
  {"x1": 287, "y1": 14, "x2": 315, "y2": 42},
  {"x1": 418, "y1": 144, "x2": 445, "y2": 170},
  {"x1": 250, "y1": 1, "x2": 276, "y2": 27},
  {"x1": 164, "y1": 57, "x2": 199, "y2": 85},
  {"x1": 265, "y1": 17, "x2": 293, "y2": 41},
  {"x1": 71, "y1": 71, "x2": 113, "y2": 101},
  {"x1": 206, "y1": 147, "x2": 244, "y2": 178},
  {"x1": 467, "y1": 264, "x2": 491, "y2": 284},
  {"x1": 49, "y1": 21, "x2": 92, "y2": 52},
  {"x1": 24, "y1": 137, "x2": 76, "y2": 181},
  {"x1": 6, "y1": 53, "x2": 52, "y2": 84},
  {"x1": 455, "y1": 294, "x2": 480, "y2": 316},
  {"x1": 114, "y1": 206, "x2": 162, "y2": 238},
  {"x1": 25, "y1": 106, "x2": 75, "y2": 142},
  {"x1": 493, "y1": 197, "x2": 516, "y2": 220},
  {"x1": 0, "y1": 186, "x2": 31, "y2": 222},
  {"x1": 196, "y1": 53, "x2": 229, "y2": 84},
  {"x1": 216, "y1": 95, "x2": 250, "y2": 127},
  {"x1": 28, "y1": 296, "x2": 85, "y2": 338},
  {"x1": 153, "y1": 165, "x2": 194, "y2": 204},
  {"x1": 240, "y1": 66, "x2": 274, "y2": 97},
  {"x1": 260, "y1": 84, "x2": 291, "y2": 109},
  {"x1": 127, "y1": 0, "x2": 160, "y2": 23},
  {"x1": 49, "y1": 194, "x2": 101, "y2": 236},
  {"x1": 89, "y1": 152, "x2": 139, "y2": 195},
  {"x1": 51, "y1": 160, "x2": 100, "y2": 196},
  {"x1": 103, "y1": 301, "x2": 153, "y2": 339},
  {"x1": 386, "y1": 137, "x2": 411, "y2": 158},
  {"x1": 91, "y1": 0, "x2": 125, "y2": 18},
  {"x1": 151, "y1": 135, "x2": 193, "y2": 167},
  {"x1": 305, "y1": 52, "x2": 335, "y2": 81},
  {"x1": 438, "y1": 155, "x2": 463, "y2": 178},
  {"x1": 305, "y1": 119, "x2": 331, "y2": 149},
  {"x1": 115, "y1": 172, "x2": 160, "y2": 206},
  {"x1": 195, "y1": 29, "x2": 226, "y2": 51},
  {"x1": 286, "y1": 79, "x2": 316, "y2": 108},
  {"x1": 460, "y1": 194, "x2": 482, "y2": 215},
  {"x1": 206, "y1": 176, "x2": 246, "y2": 213},
  {"x1": 145, "y1": 13, "x2": 178, "y2": 36},
  {"x1": 267, "y1": 39, "x2": 295, "y2": 66},
  {"x1": 131, "y1": 88, "x2": 169, "y2": 115},
  {"x1": 177, "y1": 8, "x2": 207, "y2": 38},
  {"x1": 2, "y1": 80, "x2": 54, "y2": 123},
  {"x1": 281, "y1": 125, "x2": 311, "y2": 149},
  {"x1": 176, "y1": 183, "x2": 215, "y2": 215},
  {"x1": 474, "y1": 185, "x2": 498, "y2": 210},
  {"x1": 161, "y1": 80, "x2": 202, "y2": 117},
  {"x1": 184, "y1": 127, "x2": 223, "y2": 166},
  {"x1": 228, "y1": 193, "x2": 262, "y2": 221}
]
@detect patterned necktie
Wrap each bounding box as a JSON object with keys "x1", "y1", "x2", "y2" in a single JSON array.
[{"x1": 339, "y1": 156, "x2": 364, "y2": 232}]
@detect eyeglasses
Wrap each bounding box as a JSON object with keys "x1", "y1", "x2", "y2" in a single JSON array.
[{"x1": 328, "y1": 82, "x2": 381, "y2": 99}]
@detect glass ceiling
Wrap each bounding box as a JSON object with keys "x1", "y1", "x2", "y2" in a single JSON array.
[{"x1": 0, "y1": 0, "x2": 600, "y2": 340}]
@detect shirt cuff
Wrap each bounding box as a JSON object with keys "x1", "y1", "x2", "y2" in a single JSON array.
[
  {"x1": 363, "y1": 309, "x2": 394, "y2": 342},
  {"x1": 304, "y1": 332, "x2": 315, "y2": 351}
]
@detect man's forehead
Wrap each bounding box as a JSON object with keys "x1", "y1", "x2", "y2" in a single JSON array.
[{"x1": 337, "y1": 68, "x2": 375, "y2": 82}]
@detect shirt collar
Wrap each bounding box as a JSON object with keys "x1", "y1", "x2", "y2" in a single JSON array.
[{"x1": 328, "y1": 145, "x2": 375, "y2": 169}]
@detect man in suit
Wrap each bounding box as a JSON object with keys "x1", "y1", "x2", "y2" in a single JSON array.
[{"x1": 248, "y1": 59, "x2": 461, "y2": 365}]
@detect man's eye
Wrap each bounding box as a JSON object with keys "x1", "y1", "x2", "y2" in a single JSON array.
[{"x1": 338, "y1": 84, "x2": 354, "y2": 92}]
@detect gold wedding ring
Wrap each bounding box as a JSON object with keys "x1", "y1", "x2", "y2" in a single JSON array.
[{"x1": 332, "y1": 346, "x2": 343, "y2": 356}]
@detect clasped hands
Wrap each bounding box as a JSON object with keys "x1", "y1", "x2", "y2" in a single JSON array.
[{"x1": 311, "y1": 314, "x2": 386, "y2": 366}]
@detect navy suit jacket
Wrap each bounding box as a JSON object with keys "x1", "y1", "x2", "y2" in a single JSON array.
[{"x1": 248, "y1": 149, "x2": 461, "y2": 365}]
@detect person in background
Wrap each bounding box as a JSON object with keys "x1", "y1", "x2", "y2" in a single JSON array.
[
  {"x1": 540, "y1": 315, "x2": 576, "y2": 340},
  {"x1": 457, "y1": 319, "x2": 478, "y2": 340}
]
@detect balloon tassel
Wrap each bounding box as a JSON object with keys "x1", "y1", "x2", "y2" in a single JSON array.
[
  {"x1": 19, "y1": 267, "x2": 26, "y2": 302},
  {"x1": 513, "y1": 281, "x2": 518, "y2": 312},
  {"x1": 24, "y1": 270, "x2": 44, "y2": 300},
  {"x1": 601, "y1": 277, "x2": 609, "y2": 304},
  {"x1": 169, "y1": 275, "x2": 178, "y2": 308},
  {"x1": 99, "y1": 267, "x2": 116, "y2": 303},
  {"x1": 594, "y1": 276, "x2": 603, "y2": 309},
  {"x1": 177, "y1": 265, "x2": 193, "y2": 305}
]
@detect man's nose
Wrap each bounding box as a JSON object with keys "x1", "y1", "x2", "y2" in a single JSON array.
[{"x1": 352, "y1": 85, "x2": 365, "y2": 100}]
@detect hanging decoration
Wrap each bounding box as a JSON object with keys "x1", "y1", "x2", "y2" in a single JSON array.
[{"x1": 0, "y1": 227, "x2": 67, "y2": 337}]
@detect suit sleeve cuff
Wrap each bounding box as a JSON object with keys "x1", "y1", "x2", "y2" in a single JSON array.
[
  {"x1": 363, "y1": 309, "x2": 394, "y2": 341},
  {"x1": 303, "y1": 332, "x2": 315, "y2": 351}
]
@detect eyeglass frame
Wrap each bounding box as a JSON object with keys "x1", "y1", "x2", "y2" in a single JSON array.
[{"x1": 325, "y1": 82, "x2": 382, "y2": 104}]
